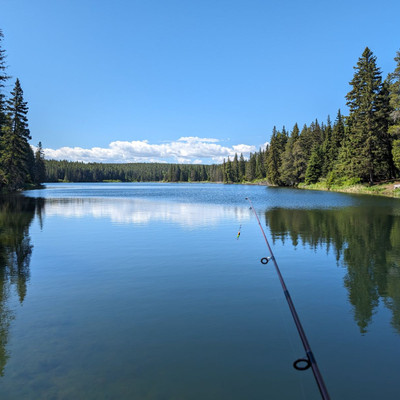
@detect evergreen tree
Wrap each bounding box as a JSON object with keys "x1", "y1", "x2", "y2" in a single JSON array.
[
  {"x1": 266, "y1": 127, "x2": 287, "y2": 185},
  {"x1": 280, "y1": 123, "x2": 300, "y2": 186},
  {"x1": 255, "y1": 149, "x2": 265, "y2": 179},
  {"x1": 388, "y1": 50, "x2": 400, "y2": 138},
  {"x1": 34, "y1": 142, "x2": 46, "y2": 185},
  {"x1": 232, "y1": 153, "x2": 239, "y2": 182},
  {"x1": 343, "y1": 47, "x2": 389, "y2": 183},
  {"x1": 225, "y1": 157, "x2": 234, "y2": 183},
  {"x1": 375, "y1": 80, "x2": 394, "y2": 177},
  {"x1": 246, "y1": 153, "x2": 256, "y2": 181},
  {"x1": 0, "y1": 29, "x2": 10, "y2": 133},
  {"x1": 6, "y1": 79, "x2": 30, "y2": 141},
  {"x1": 239, "y1": 153, "x2": 246, "y2": 181},
  {"x1": 0, "y1": 124, "x2": 28, "y2": 190},
  {"x1": 305, "y1": 145, "x2": 323, "y2": 184},
  {"x1": 388, "y1": 50, "x2": 400, "y2": 174},
  {"x1": 321, "y1": 116, "x2": 332, "y2": 176},
  {"x1": 329, "y1": 110, "x2": 345, "y2": 169},
  {"x1": 0, "y1": 79, "x2": 31, "y2": 190},
  {"x1": 291, "y1": 124, "x2": 309, "y2": 183}
]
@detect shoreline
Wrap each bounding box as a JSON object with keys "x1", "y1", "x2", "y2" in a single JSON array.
[
  {"x1": 20, "y1": 179, "x2": 400, "y2": 199},
  {"x1": 297, "y1": 180, "x2": 400, "y2": 198}
]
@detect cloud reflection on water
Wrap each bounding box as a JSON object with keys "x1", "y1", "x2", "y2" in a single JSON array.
[{"x1": 42, "y1": 198, "x2": 252, "y2": 228}]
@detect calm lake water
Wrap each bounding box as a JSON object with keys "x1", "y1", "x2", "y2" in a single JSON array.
[{"x1": 1, "y1": 183, "x2": 400, "y2": 399}]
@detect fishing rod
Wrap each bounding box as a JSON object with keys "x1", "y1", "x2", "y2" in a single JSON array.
[{"x1": 245, "y1": 197, "x2": 330, "y2": 400}]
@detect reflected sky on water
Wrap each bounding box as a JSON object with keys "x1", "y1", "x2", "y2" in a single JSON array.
[{"x1": 0, "y1": 183, "x2": 399, "y2": 399}]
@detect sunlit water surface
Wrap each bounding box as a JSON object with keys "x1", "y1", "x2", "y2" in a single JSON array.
[{"x1": 0, "y1": 183, "x2": 399, "y2": 399}]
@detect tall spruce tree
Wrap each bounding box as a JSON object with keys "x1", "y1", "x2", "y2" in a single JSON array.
[
  {"x1": 305, "y1": 145, "x2": 323, "y2": 184},
  {"x1": 321, "y1": 116, "x2": 332, "y2": 176},
  {"x1": 375, "y1": 80, "x2": 394, "y2": 177},
  {"x1": 239, "y1": 153, "x2": 246, "y2": 181},
  {"x1": 280, "y1": 123, "x2": 300, "y2": 186},
  {"x1": 246, "y1": 153, "x2": 256, "y2": 181},
  {"x1": 388, "y1": 50, "x2": 400, "y2": 135},
  {"x1": 0, "y1": 29, "x2": 10, "y2": 133},
  {"x1": 329, "y1": 110, "x2": 345, "y2": 168},
  {"x1": 291, "y1": 124, "x2": 309, "y2": 183},
  {"x1": 344, "y1": 47, "x2": 389, "y2": 183},
  {"x1": 266, "y1": 127, "x2": 287, "y2": 185},
  {"x1": 34, "y1": 142, "x2": 46, "y2": 185},
  {"x1": 0, "y1": 79, "x2": 31, "y2": 190},
  {"x1": 388, "y1": 50, "x2": 400, "y2": 173}
]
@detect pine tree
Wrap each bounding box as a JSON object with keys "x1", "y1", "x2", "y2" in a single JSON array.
[
  {"x1": 329, "y1": 110, "x2": 345, "y2": 169},
  {"x1": 34, "y1": 142, "x2": 46, "y2": 185},
  {"x1": 388, "y1": 50, "x2": 400, "y2": 138},
  {"x1": 280, "y1": 123, "x2": 300, "y2": 186},
  {"x1": 266, "y1": 127, "x2": 287, "y2": 185},
  {"x1": 343, "y1": 47, "x2": 388, "y2": 183},
  {"x1": 225, "y1": 157, "x2": 234, "y2": 183},
  {"x1": 375, "y1": 80, "x2": 394, "y2": 177},
  {"x1": 255, "y1": 150, "x2": 265, "y2": 179},
  {"x1": 305, "y1": 145, "x2": 323, "y2": 184},
  {"x1": 291, "y1": 124, "x2": 309, "y2": 183},
  {"x1": 321, "y1": 116, "x2": 332, "y2": 176},
  {"x1": 246, "y1": 153, "x2": 256, "y2": 181},
  {"x1": 232, "y1": 153, "x2": 239, "y2": 182},
  {"x1": 0, "y1": 79, "x2": 31, "y2": 190},
  {"x1": 239, "y1": 153, "x2": 245, "y2": 182},
  {"x1": 0, "y1": 29, "x2": 10, "y2": 133},
  {"x1": 6, "y1": 79, "x2": 30, "y2": 140},
  {"x1": 388, "y1": 50, "x2": 400, "y2": 174}
]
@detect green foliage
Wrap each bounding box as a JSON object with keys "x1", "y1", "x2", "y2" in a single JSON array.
[
  {"x1": 0, "y1": 29, "x2": 10, "y2": 133},
  {"x1": 341, "y1": 47, "x2": 391, "y2": 183},
  {"x1": 280, "y1": 123, "x2": 300, "y2": 186},
  {"x1": 305, "y1": 146, "x2": 323, "y2": 184},
  {"x1": 388, "y1": 50, "x2": 400, "y2": 141},
  {"x1": 246, "y1": 153, "x2": 256, "y2": 181},
  {"x1": 393, "y1": 140, "x2": 400, "y2": 171},
  {"x1": 0, "y1": 32, "x2": 399, "y2": 191},
  {"x1": 34, "y1": 142, "x2": 46, "y2": 185},
  {"x1": 45, "y1": 160, "x2": 227, "y2": 183},
  {"x1": 0, "y1": 79, "x2": 34, "y2": 190},
  {"x1": 265, "y1": 127, "x2": 287, "y2": 185}
]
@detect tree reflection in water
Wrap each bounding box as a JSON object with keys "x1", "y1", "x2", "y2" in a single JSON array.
[
  {"x1": 0, "y1": 195, "x2": 43, "y2": 375},
  {"x1": 265, "y1": 207, "x2": 400, "y2": 334}
]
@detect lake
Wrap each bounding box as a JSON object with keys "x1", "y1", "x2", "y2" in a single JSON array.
[{"x1": 0, "y1": 182, "x2": 399, "y2": 399}]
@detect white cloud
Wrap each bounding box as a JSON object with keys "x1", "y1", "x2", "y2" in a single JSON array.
[{"x1": 43, "y1": 137, "x2": 259, "y2": 164}]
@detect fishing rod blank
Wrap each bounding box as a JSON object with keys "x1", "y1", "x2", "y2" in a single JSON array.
[{"x1": 245, "y1": 197, "x2": 330, "y2": 400}]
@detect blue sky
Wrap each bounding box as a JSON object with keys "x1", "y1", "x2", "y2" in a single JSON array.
[{"x1": 1, "y1": 0, "x2": 399, "y2": 163}]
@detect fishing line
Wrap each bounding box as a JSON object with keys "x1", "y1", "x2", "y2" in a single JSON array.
[{"x1": 245, "y1": 197, "x2": 330, "y2": 400}]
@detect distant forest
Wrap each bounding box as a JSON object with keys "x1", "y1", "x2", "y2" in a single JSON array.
[
  {"x1": 45, "y1": 47, "x2": 400, "y2": 187},
  {"x1": 1, "y1": 24, "x2": 400, "y2": 190}
]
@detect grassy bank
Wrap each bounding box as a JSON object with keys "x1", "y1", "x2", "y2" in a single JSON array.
[{"x1": 298, "y1": 179, "x2": 400, "y2": 198}]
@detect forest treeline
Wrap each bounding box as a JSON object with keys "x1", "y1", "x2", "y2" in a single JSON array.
[
  {"x1": 1, "y1": 26, "x2": 400, "y2": 188},
  {"x1": 45, "y1": 160, "x2": 225, "y2": 182},
  {"x1": 0, "y1": 29, "x2": 45, "y2": 192},
  {"x1": 45, "y1": 47, "x2": 400, "y2": 186},
  {"x1": 226, "y1": 46, "x2": 400, "y2": 186}
]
